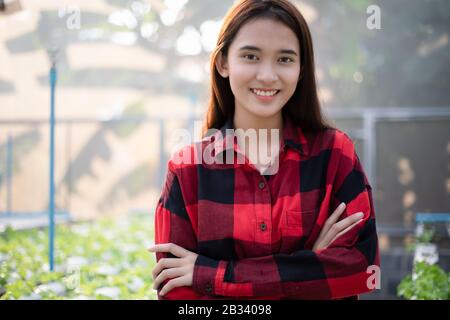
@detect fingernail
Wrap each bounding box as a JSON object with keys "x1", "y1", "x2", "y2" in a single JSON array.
[
  {"x1": 356, "y1": 212, "x2": 364, "y2": 218},
  {"x1": 340, "y1": 202, "x2": 346, "y2": 209}
]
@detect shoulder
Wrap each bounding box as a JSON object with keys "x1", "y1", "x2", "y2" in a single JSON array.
[
  {"x1": 168, "y1": 126, "x2": 230, "y2": 168},
  {"x1": 330, "y1": 128, "x2": 355, "y2": 148},
  {"x1": 318, "y1": 127, "x2": 353, "y2": 144},
  {"x1": 167, "y1": 133, "x2": 218, "y2": 171},
  {"x1": 167, "y1": 142, "x2": 200, "y2": 171},
  {"x1": 307, "y1": 127, "x2": 355, "y2": 154},
  {"x1": 322, "y1": 128, "x2": 358, "y2": 165}
]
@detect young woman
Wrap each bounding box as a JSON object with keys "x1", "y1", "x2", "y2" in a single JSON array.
[{"x1": 149, "y1": 0, "x2": 379, "y2": 300}]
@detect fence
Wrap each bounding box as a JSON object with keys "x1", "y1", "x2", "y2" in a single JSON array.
[{"x1": 1, "y1": 107, "x2": 449, "y2": 298}]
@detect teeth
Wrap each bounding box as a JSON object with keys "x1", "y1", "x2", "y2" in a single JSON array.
[{"x1": 252, "y1": 89, "x2": 278, "y2": 97}]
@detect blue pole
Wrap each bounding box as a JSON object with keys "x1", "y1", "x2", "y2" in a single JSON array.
[
  {"x1": 49, "y1": 64, "x2": 57, "y2": 272},
  {"x1": 6, "y1": 134, "x2": 12, "y2": 217}
]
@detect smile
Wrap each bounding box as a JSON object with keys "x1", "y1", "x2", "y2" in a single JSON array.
[{"x1": 250, "y1": 88, "x2": 280, "y2": 97}]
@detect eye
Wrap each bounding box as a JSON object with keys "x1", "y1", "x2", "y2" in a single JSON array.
[
  {"x1": 279, "y1": 57, "x2": 294, "y2": 63},
  {"x1": 243, "y1": 54, "x2": 258, "y2": 61}
]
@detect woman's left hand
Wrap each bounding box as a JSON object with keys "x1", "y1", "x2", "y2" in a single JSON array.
[{"x1": 148, "y1": 243, "x2": 199, "y2": 296}]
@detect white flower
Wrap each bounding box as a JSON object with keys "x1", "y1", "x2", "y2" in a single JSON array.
[
  {"x1": 128, "y1": 277, "x2": 144, "y2": 292},
  {"x1": 35, "y1": 282, "x2": 66, "y2": 296},
  {"x1": 67, "y1": 256, "x2": 88, "y2": 267},
  {"x1": 95, "y1": 286, "x2": 121, "y2": 299},
  {"x1": 97, "y1": 265, "x2": 120, "y2": 276},
  {"x1": 19, "y1": 293, "x2": 42, "y2": 300}
]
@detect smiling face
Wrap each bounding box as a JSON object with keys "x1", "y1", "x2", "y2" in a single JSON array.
[{"x1": 216, "y1": 17, "x2": 301, "y2": 126}]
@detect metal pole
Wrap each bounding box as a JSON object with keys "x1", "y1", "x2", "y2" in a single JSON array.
[
  {"x1": 6, "y1": 134, "x2": 12, "y2": 216},
  {"x1": 363, "y1": 111, "x2": 376, "y2": 191},
  {"x1": 66, "y1": 123, "x2": 72, "y2": 215},
  {"x1": 49, "y1": 61, "x2": 57, "y2": 272}
]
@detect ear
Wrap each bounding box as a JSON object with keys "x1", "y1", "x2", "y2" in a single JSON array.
[{"x1": 215, "y1": 51, "x2": 229, "y2": 78}]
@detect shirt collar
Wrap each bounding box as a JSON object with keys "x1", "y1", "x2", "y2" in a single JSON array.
[{"x1": 209, "y1": 115, "x2": 309, "y2": 160}]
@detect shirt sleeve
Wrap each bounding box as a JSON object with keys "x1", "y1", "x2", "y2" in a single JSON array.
[
  {"x1": 191, "y1": 133, "x2": 380, "y2": 299},
  {"x1": 154, "y1": 161, "x2": 208, "y2": 300}
]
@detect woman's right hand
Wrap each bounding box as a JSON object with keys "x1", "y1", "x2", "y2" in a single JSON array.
[{"x1": 312, "y1": 202, "x2": 364, "y2": 252}]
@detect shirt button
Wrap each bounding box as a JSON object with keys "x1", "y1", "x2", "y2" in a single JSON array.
[
  {"x1": 258, "y1": 181, "x2": 265, "y2": 189},
  {"x1": 205, "y1": 283, "x2": 212, "y2": 293},
  {"x1": 260, "y1": 222, "x2": 267, "y2": 231}
]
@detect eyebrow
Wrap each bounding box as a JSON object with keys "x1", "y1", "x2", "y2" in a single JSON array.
[{"x1": 238, "y1": 45, "x2": 298, "y2": 56}]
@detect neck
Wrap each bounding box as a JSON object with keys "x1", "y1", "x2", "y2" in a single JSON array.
[
  {"x1": 233, "y1": 108, "x2": 283, "y2": 171},
  {"x1": 233, "y1": 108, "x2": 283, "y2": 132}
]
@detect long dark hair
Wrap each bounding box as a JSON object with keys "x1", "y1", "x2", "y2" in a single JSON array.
[{"x1": 202, "y1": 0, "x2": 332, "y2": 137}]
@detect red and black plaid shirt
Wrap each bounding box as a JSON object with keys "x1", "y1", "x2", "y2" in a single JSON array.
[{"x1": 154, "y1": 115, "x2": 380, "y2": 300}]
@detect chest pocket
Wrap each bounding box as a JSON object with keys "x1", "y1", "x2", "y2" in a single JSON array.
[{"x1": 279, "y1": 208, "x2": 318, "y2": 252}]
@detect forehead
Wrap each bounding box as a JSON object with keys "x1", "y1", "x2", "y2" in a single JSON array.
[{"x1": 230, "y1": 18, "x2": 299, "y2": 53}]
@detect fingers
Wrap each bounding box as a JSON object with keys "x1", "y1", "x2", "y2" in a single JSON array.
[
  {"x1": 329, "y1": 217, "x2": 363, "y2": 245},
  {"x1": 333, "y1": 211, "x2": 364, "y2": 233},
  {"x1": 322, "y1": 203, "x2": 347, "y2": 236},
  {"x1": 319, "y1": 211, "x2": 364, "y2": 250},
  {"x1": 149, "y1": 243, "x2": 197, "y2": 295},
  {"x1": 148, "y1": 243, "x2": 189, "y2": 258},
  {"x1": 153, "y1": 267, "x2": 185, "y2": 292},
  {"x1": 151, "y1": 258, "x2": 182, "y2": 280},
  {"x1": 312, "y1": 203, "x2": 346, "y2": 251},
  {"x1": 159, "y1": 275, "x2": 189, "y2": 296}
]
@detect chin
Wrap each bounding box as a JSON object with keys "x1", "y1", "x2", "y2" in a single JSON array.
[{"x1": 249, "y1": 107, "x2": 283, "y2": 119}]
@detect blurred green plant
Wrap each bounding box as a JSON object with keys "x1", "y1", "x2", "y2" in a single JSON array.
[
  {"x1": 405, "y1": 224, "x2": 436, "y2": 253},
  {"x1": 397, "y1": 261, "x2": 450, "y2": 300},
  {"x1": 398, "y1": 224, "x2": 450, "y2": 300},
  {"x1": 0, "y1": 213, "x2": 157, "y2": 300}
]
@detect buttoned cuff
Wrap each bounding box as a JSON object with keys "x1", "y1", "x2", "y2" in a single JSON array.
[{"x1": 192, "y1": 255, "x2": 226, "y2": 296}]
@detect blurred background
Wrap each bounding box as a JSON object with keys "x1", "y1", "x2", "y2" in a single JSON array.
[{"x1": 0, "y1": 0, "x2": 449, "y2": 300}]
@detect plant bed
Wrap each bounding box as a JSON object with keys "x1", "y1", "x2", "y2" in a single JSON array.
[{"x1": 0, "y1": 213, "x2": 157, "y2": 300}]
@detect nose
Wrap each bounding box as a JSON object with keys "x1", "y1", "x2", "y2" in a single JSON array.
[{"x1": 256, "y1": 62, "x2": 278, "y2": 83}]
